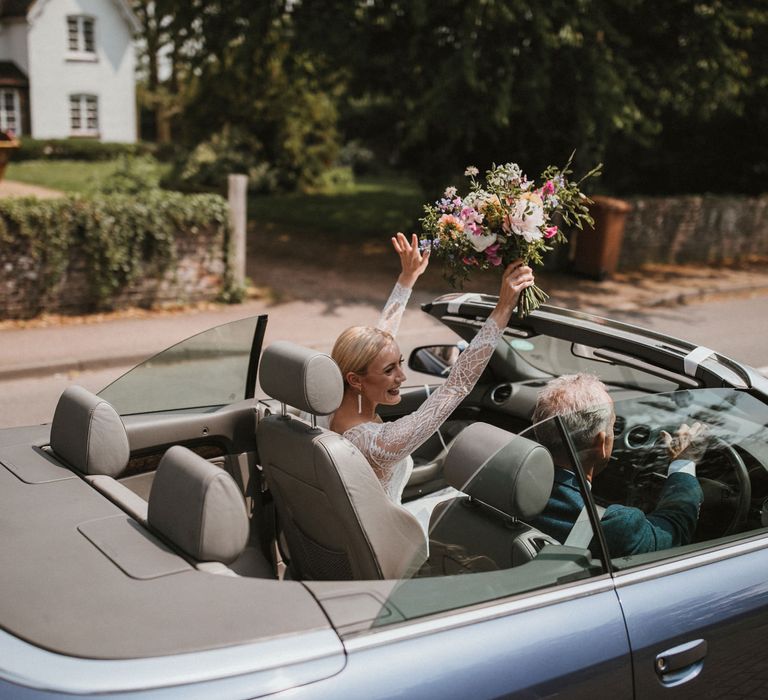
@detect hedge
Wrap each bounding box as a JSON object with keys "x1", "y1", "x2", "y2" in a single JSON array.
[
  {"x1": 13, "y1": 138, "x2": 154, "y2": 162},
  {"x1": 0, "y1": 191, "x2": 236, "y2": 318}
]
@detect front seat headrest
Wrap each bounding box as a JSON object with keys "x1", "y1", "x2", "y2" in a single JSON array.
[
  {"x1": 443, "y1": 423, "x2": 554, "y2": 520},
  {"x1": 259, "y1": 341, "x2": 343, "y2": 416},
  {"x1": 148, "y1": 446, "x2": 249, "y2": 564},
  {"x1": 50, "y1": 385, "x2": 129, "y2": 478}
]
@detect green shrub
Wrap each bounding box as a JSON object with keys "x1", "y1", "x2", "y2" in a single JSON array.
[
  {"x1": 14, "y1": 138, "x2": 153, "y2": 162},
  {"x1": 0, "y1": 191, "x2": 232, "y2": 313},
  {"x1": 312, "y1": 166, "x2": 355, "y2": 193},
  {"x1": 92, "y1": 155, "x2": 164, "y2": 195},
  {"x1": 162, "y1": 128, "x2": 279, "y2": 195}
]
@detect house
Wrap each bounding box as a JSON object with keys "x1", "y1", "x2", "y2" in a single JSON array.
[{"x1": 0, "y1": 0, "x2": 139, "y2": 142}]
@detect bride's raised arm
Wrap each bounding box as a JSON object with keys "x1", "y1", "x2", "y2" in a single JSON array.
[
  {"x1": 376, "y1": 232, "x2": 430, "y2": 337},
  {"x1": 352, "y1": 262, "x2": 534, "y2": 472}
]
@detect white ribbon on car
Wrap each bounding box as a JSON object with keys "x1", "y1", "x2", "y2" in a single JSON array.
[
  {"x1": 447, "y1": 294, "x2": 480, "y2": 314},
  {"x1": 683, "y1": 346, "x2": 715, "y2": 377}
]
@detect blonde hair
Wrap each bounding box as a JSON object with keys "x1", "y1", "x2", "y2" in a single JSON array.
[{"x1": 332, "y1": 326, "x2": 395, "y2": 385}]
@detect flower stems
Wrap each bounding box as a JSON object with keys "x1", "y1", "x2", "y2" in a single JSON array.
[{"x1": 516, "y1": 283, "x2": 549, "y2": 318}]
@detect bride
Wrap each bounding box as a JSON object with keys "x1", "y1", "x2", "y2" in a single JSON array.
[{"x1": 330, "y1": 232, "x2": 534, "y2": 527}]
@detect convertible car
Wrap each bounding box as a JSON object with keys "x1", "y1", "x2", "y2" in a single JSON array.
[{"x1": 2, "y1": 293, "x2": 768, "y2": 699}]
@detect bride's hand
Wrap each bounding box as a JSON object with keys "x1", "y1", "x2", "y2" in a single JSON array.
[
  {"x1": 490, "y1": 260, "x2": 535, "y2": 326},
  {"x1": 392, "y1": 232, "x2": 430, "y2": 288}
]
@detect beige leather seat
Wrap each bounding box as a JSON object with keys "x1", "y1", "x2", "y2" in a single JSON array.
[
  {"x1": 257, "y1": 341, "x2": 427, "y2": 581},
  {"x1": 147, "y1": 445, "x2": 273, "y2": 577},
  {"x1": 49, "y1": 385, "x2": 147, "y2": 523},
  {"x1": 425, "y1": 422, "x2": 557, "y2": 575}
]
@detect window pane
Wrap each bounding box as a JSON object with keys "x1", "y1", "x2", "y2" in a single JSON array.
[
  {"x1": 70, "y1": 96, "x2": 81, "y2": 130},
  {"x1": 373, "y1": 425, "x2": 603, "y2": 627},
  {"x1": 83, "y1": 18, "x2": 94, "y2": 52},
  {"x1": 99, "y1": 316, "x2": 261, "y2": 414},
  {"x1": 590, "y1": 388, "x2": 768, "y2": 569},
  {"x1": 67, "y1": 17, "x2": 79, "y2": 51},
  {"x1": 85, "y1": 96, "x2": 97, "y2": 130}
]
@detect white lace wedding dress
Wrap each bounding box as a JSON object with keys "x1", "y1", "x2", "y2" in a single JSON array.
[{"x1": 340, "y1": 282, "x2": 504, "y2": 532}]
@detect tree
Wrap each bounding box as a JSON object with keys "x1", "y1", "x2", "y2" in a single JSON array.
[{"x1": 289, "y1": 0, "x2": 767, "y2": 194}]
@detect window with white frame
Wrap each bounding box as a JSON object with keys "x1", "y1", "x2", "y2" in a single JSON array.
[
  {"x1": 0, "y1": 89, "x2": 21, "y2": 135},
  {"x1": 70, "y1": 94, "x2": 99, "y2": 136},
  {"x1": 67, "y1": 15, "x2": 96, "y2": 58}
]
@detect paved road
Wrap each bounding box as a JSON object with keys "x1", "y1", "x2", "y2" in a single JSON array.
[
  {"x1": 0, "y1": 303, "x2": 455, "y2": 429},
  {"x1": 1, "y1": 293, "x2": 766, "y2": 429}
]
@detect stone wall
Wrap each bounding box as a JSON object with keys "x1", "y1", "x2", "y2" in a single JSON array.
[
  {"x1": 618, "y1": 195, "x2": 768, "y2": 269},
  {"x1": 1, "y1": 225, "x2": 226, "y2": 319}
]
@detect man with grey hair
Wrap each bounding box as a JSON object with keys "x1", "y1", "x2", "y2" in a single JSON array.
[{"x1": 530, "y1": 374, "x2": 705, "y2": 557}]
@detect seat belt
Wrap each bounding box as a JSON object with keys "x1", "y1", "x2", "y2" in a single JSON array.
[{"x1": 564, "y1": 504, "x2": 606, "y2": 548}]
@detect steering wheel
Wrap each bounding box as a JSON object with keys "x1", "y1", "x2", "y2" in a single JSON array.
[{"x1": 694, "y1": 437, "x2": 751, "y2": 539}]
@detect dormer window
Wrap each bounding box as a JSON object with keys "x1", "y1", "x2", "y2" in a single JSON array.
[{"x1": 67, "y1": 15, "x2": 96, "y2": 60}]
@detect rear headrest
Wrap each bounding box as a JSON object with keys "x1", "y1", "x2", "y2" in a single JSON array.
[
  {"x1": 444, "y1": 423, "x2": 554, "y2": 520},
  {"x1": 259, "y1": 341, "x2": 343, "y2": 416},
  {"x1": 148, "y1": 446, "x2": 248, "y2": 564},
  {"x1": 50, "y1": 385, "x2": 129, "y2": 478}
]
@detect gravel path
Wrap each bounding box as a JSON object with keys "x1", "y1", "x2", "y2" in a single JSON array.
[{"x1": 0, "y1": 179, "x2": 64, "y2": 199}]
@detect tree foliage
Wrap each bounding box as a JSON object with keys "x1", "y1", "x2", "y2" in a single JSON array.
[{"x1": 132, "y1": 0, "x2": 768, "y2": 195}]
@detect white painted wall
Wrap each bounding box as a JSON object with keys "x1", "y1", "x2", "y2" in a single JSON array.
[
  {"x1": 27, "y1": 0, "x2": 136, "y2": 142},
  {"x1": 0, "y1": 20, "x2": 30, "y2": 74}
]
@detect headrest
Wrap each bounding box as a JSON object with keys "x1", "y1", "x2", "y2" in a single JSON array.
[
  {"x1": 148, "y1": 446, "x2": 248, "y2": 564},
  {"x1": 259, "y1": 341, "x2": 343, "y2": 416},
  {"x1": 443, "y1": 423, "x2": 554, "y2": 520},
  {"x1": 49, "y1": 385, "x2": 130, "y2": 478}
]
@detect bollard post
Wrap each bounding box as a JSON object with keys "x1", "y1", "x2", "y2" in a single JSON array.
[{"x1": 227, "y1": 173, "x2": 248, "y2": 289}]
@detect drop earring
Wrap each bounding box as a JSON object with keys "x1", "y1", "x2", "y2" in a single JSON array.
[{"x1": 357, "y1": 392, "x2": 362, "y2": 414}]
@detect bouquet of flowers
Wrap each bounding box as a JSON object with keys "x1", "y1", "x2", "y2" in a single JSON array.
[{"x1": 420, "y1": 155, "x2": 601, "y2": 317}]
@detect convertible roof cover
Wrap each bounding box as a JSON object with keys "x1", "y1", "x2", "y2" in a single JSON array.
[
  {"x1": 423, "y1": 293, "x2": 762, "y2": 392},
  {"x1": 0, "y1": 426, "x2": 332, "y2": 661}
]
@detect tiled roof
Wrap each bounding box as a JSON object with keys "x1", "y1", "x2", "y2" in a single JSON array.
[{"x1": 0, "y1": 0, "x2": 34, "y2": 19}]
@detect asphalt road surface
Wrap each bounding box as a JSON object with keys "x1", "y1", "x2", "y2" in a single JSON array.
[{"x1": 1, "y1": 294, "x2": 766, "y2": 429}]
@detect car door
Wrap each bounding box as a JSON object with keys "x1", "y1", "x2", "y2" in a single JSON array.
[{"x1": 593, "y1": 388, "x2": 768, "y2": 698}]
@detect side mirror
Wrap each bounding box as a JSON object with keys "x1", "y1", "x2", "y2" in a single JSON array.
[{"x1": 408, "y1": 342, "x2": 467, "y2": 378}]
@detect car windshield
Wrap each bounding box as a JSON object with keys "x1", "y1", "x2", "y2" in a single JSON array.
[
  {"x1": 499, "y1": 333, "x2": 678, "y2": 392},
  {"x1": 99, "y1": 316, "x2": 261, "y2": 415}
]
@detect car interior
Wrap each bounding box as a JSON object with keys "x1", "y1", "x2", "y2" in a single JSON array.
[{"x1": 20, "y1": 294, "x2": 768, "y2": 588}]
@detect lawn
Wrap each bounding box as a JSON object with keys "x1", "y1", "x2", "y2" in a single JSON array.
[
  {"x1": 6, "y1": 159, "x2": 123, "y2": 193},
  {"x1": 248, "y1": 175, "x2": 427, "y2": 240}
]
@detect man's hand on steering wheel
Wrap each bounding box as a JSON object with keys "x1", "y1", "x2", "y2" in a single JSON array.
[{"x1": 660, "y1": 421, "x2": 708, "y2": 467}]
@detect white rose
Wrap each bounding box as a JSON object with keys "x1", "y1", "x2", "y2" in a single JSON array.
[
  {"x1": 466, "y1": 229, "x2": 498, "y2": 252},
  {"x1": 504, "y1": 194, "x2": 545, "y2": 243}
]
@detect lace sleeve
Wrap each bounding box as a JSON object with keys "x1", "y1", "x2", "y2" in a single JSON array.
[
  {"x1": 376, "y1": 281, "x2": 412, "y2": 337},
  {"x1": 345, "y1": 316, "x2": 503, "y2": 474}
]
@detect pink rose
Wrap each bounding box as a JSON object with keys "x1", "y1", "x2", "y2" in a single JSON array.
[
  {"x1": 485, "y1": 244, "x2": 503, "y2": 266},
  {"x1": 545, "y1": 226, "x2": 558, "y2": 239}
]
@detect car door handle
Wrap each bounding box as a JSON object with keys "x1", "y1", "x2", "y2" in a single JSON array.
[{"x1": 655, "y1": 639, "x2": 708, "y2": 687}]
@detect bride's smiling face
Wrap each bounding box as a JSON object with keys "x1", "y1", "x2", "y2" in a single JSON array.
[{"x1": 359, "y1": 341, "x2": 406, "y2": 407}]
